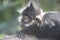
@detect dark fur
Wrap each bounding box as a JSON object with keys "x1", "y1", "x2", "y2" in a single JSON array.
[{"x1": 41, "y1": 12, "x2": 60, "y2": 39}]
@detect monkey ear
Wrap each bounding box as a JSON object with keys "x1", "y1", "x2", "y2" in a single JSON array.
[
  {"x1": 30, "y1": 0, "x2": 41, "y2": 15},
  {"x1": 36, "y1": 15, "x2": 42, "y2": 25},
  {"x1": 27, "y1": 0, "x2": 41, "y2": 15}
]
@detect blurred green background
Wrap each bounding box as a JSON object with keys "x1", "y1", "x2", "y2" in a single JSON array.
[{"x1": 0, "y1": 0, "x2": 60, "y2": 35}]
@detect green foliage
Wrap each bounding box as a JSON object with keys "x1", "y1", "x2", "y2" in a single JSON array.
[
  {"x1": 40, "y1": 0, "x2": 57, "y2": 11},
  {"x1": 0, "y1": 0, "x2": 27, "y2": 34},
  {"x1": 39, "y1": 0, "x2": 60, "y2": 11}
]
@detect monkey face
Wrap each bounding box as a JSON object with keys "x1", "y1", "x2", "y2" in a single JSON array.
[
  {"x1": 21, "y1": 15, "x2": 42, "y2": 28},
  {"x1": 21, "y1": 15, "x2": 35, "y2": 27}
]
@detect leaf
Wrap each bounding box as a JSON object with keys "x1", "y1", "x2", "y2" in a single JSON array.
[{"x1": 0, "y1": 34, "x2": 4, "y2": 39}]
